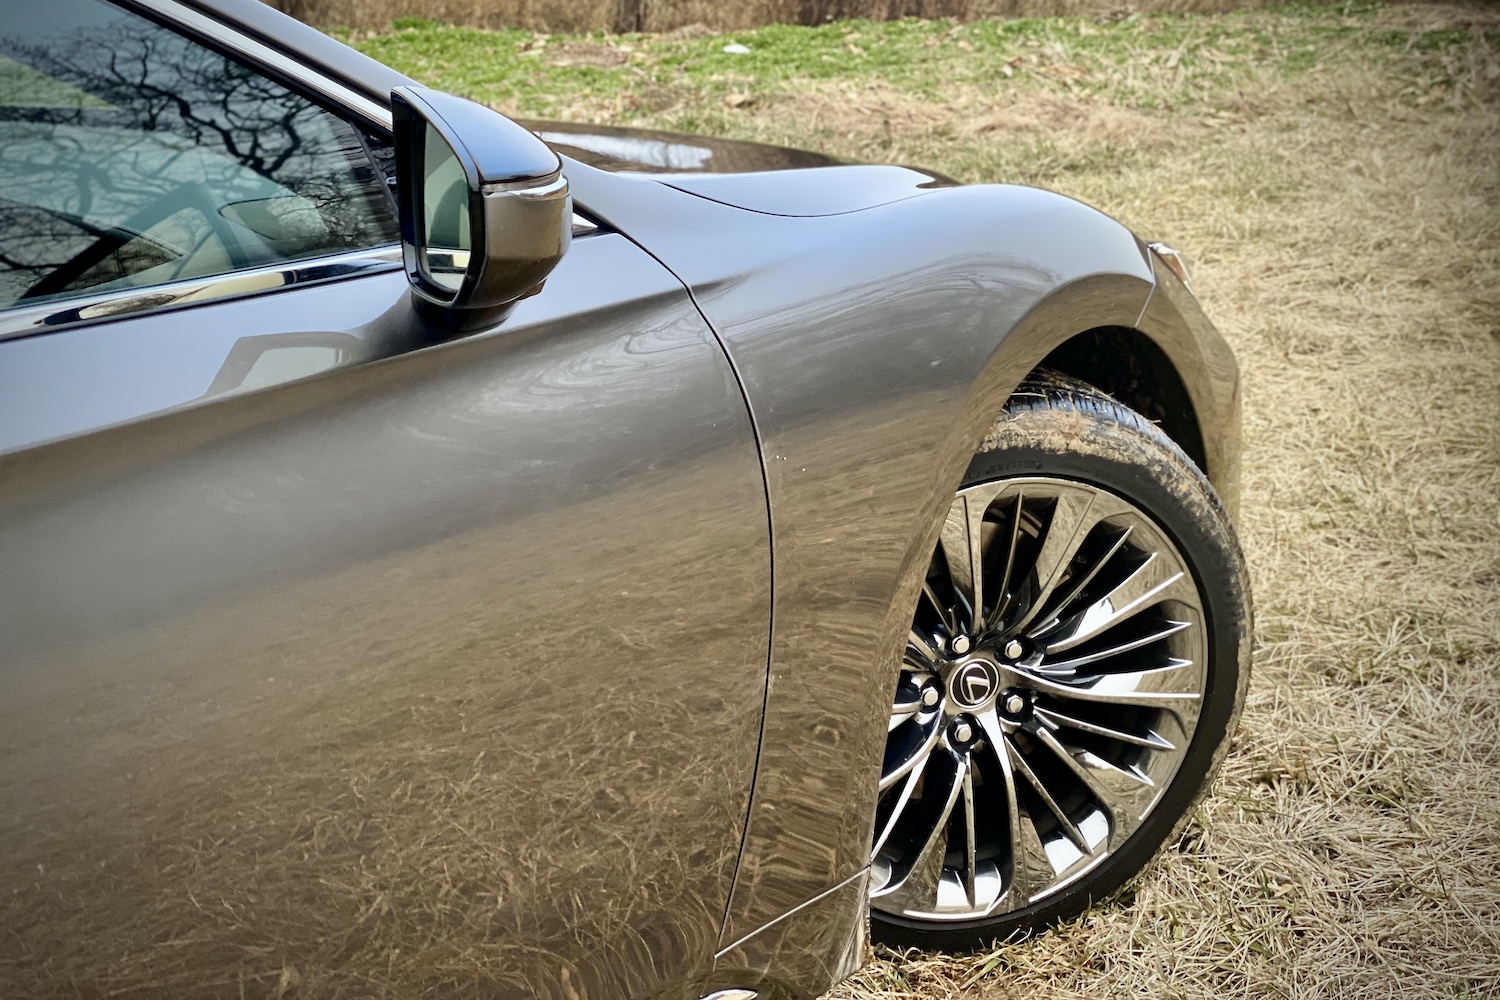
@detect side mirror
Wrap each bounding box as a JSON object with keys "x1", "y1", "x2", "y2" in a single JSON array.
[{"x1": 391, "y1": 86, "x2": 571, "y2": 321}]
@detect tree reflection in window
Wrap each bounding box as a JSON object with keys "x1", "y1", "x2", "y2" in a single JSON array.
[{"x1": 0, "y1": 0, "x2": 397, "y2": 311}]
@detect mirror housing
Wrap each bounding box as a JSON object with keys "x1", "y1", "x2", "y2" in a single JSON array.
[{"x1": 391, "y1": 86, "x2": 571, "y2": 319}]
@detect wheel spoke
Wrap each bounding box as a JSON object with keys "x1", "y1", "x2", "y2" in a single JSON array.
[
  {"x1": 979, "y1": 710, "x2": 1051, "y2": 912},
  {"x1": 1024, "y1": 525, "x2": 1134, "y2": 638},
  {"x1": 1034, "y1": 553, "x2": 1192, "y2": 654},
  {"x1": 879, "y1": 716, "x2": 942, "y2": 791},
  {"x1": 891, "y1": 678, "x2": 922, "y2": 715},
  {"x1": 906, "y1": 628, "x2": 940, "y2": 669},
  {"x1": 1008, "y1": 489, "x2": 1102, "y2": 636},
  {"x1": 889, "y1": 707, "x2": 919, "y2": 731},
  {"x1": 1002, "y1": 661, "x2": 1201, "y2": 727},
  {"x1": 973, "y1": 706, "x2": 1008, "y2": 758},
  {"x1": 876, "y1": 750, "x2": 966, "y2": 914},
  {"x1": 1101, "y1": 657, "x2": 1201, "y2": 694},
  {"x1": 962, "y1": 761, "x2": 978, "y2": 909},
  {"x1": 1033, "y1": 725, "x2": 1157, "y2": 847},
  {"x1": 991, "y1": 491, "x2": 1025, "y2": 622},
  {"x1": 873, "y1": 749, "x2": 930, "y2": 856},
  {"x1": 920, "y1": 579, "x2": 955, "y2": 635},
  {"x1": 1034, "y1": 619, "x2": 1192, "y2": 676},
  {"x1": 1008, "y1": 735, "x2": 1092, "y2": 855},
  {"x1": 940, "y1": 495, "x2": 984, "y2": 632},
  {"x1": 1006, "y1": 798, "x2": 1054, "y2": 913},
  {"x1": 1033, "y1": 704, "x2": 1176, "y2": 751},
  {"x1": 976, "y1": 708, "x2": 1098, "y2": 894}
]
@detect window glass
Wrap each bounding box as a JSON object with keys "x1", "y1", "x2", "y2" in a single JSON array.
[{"x1": 0, "y1": 0, "x2": 398, "y2": 311}]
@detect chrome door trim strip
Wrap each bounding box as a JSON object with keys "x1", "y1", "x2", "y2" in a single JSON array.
[{"x1": 0, "y1": 247, "x2": 404, "y2": 344}]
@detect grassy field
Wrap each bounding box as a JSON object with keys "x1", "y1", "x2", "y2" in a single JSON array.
[
  {"x1": 348, "y1": 3, "x2": 1500, "y2": 997},
  {"x1": 279, "y1": 0, "x2": 1301, "y2": 35}
]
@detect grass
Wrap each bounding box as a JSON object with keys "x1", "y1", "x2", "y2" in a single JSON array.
[
  {"x1": 344, "y1": 2, "x2": 1500, "y2": 997},
  {"x1": 342, "y1": 3, "x2": 1492, "y2": 120}
]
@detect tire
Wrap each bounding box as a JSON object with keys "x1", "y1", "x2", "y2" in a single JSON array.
[{"x1": 869, "y1": 370, "x2": 1251, "y2": 951}]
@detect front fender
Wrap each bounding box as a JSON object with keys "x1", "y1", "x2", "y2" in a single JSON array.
[
  {"x1": 571, "y1": 164, "x2": 1176, "y2": 994},
  {"x1": 1135, "y1": 256, "x2": 1243, "y2": 518}
]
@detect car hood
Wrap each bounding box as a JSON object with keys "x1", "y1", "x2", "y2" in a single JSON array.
[{"x1": 524, "y1": 119, "x2": 955, "y2": 218}]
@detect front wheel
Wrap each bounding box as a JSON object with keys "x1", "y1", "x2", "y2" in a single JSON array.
[{"x1": 870, "y1": 371, "x2": 1251, "y2": 950}]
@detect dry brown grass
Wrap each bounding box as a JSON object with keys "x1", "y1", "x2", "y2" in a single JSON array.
[
  {"x1": 513, "y1": 1, "x2": 1500, "y2": 995},
  {"x1": 798, "y1": 7, "x2": 1500, "y2": 1000}
]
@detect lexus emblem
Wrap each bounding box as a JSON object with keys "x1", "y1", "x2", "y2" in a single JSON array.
[{"x1": 953, "y1": 663, "x2": 996, "y2": 708}]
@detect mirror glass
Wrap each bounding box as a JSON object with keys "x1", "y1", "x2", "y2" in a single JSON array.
[{"x1": 419, "y1": 122, "x2": 470, "y2": 294}]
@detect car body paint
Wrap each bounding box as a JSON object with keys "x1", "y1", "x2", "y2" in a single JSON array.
[{"x1": 0, "y1": 233, "x2": 772, "y2": 1000}]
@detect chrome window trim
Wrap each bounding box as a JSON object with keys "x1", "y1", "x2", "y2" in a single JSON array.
[
  {"x1": 136, "y1": 1, "x2": 603, "y2": 238},
  {"x1": 0, "y1": 1, "x2": 601, "y2": 342},
  {"x1": 131, "y1": 0, "x2": 395, "y2": 130},
  {"x1": 0, "y1": 247, "x2": 404, "y2": 344}
]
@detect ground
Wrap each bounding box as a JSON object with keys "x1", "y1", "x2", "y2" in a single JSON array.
[{"x1": 351, "y1": 4, "x2": 1500, "y2": 996}]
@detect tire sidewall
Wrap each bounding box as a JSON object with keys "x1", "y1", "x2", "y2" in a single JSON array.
[{"x1": 872, "y1": 395, "x2": 1250, "y2": 950}]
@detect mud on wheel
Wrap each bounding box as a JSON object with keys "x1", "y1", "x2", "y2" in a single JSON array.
[{"x1": 870, "y1": 371, "x2": 1251, "y2": 950}]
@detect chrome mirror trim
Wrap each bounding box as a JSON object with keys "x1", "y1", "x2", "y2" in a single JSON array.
[{"x1": 0, "y1": 247, "x2": 403, "y2": 343}]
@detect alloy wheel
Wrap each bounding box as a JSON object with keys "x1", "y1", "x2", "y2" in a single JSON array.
[{"x1": 871, "y1": 476, "x2": 1208, "y2": 922}]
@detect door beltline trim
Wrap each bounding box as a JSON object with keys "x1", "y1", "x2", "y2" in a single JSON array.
[{"x1": 0, "y1": 247, "x2": 404, "y2": 344}]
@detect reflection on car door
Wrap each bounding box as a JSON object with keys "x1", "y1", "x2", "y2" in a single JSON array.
[{"x1": 0, "y1": 232, "x2": 773, "y2": 999}]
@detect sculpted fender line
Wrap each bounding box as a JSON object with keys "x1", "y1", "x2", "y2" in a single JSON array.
[{"x1": 564, "y1": 164, "x2": 1227, "y2": 963}]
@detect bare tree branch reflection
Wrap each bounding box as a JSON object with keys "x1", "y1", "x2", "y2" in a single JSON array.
[{"x1": 0, "y1": 3, "x2": 394, "y2": 307}]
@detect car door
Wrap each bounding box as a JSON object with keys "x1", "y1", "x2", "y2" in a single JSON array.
[{"x1": 0, "y1": 3, "x2": 772, "y2": 998}]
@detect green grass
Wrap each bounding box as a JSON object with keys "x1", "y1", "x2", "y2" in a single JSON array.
[{"x1": 344, "y1": 4, "x2": 1497, "y2": 123}]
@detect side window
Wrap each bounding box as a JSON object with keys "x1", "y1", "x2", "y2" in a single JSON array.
[{"x1": 0, "y1": 0, "x2": 399, "y2": 311}]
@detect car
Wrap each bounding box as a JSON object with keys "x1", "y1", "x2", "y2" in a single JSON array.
[{"x1": 0, "y1": 0, "x2": 1251, "y2": 997}]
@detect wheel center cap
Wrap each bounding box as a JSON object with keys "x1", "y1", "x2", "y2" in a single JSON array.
[{"x1": 948, "y1": 660, "x2": 999, "y2": 710}]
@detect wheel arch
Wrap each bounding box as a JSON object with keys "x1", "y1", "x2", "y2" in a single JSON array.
[
  {"x1": 982, "y1": 259, "x2": 1242, "y2": 521},
  {"x1": 1032, "y1": 325, "x2": 1209, "y2": 479}
]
